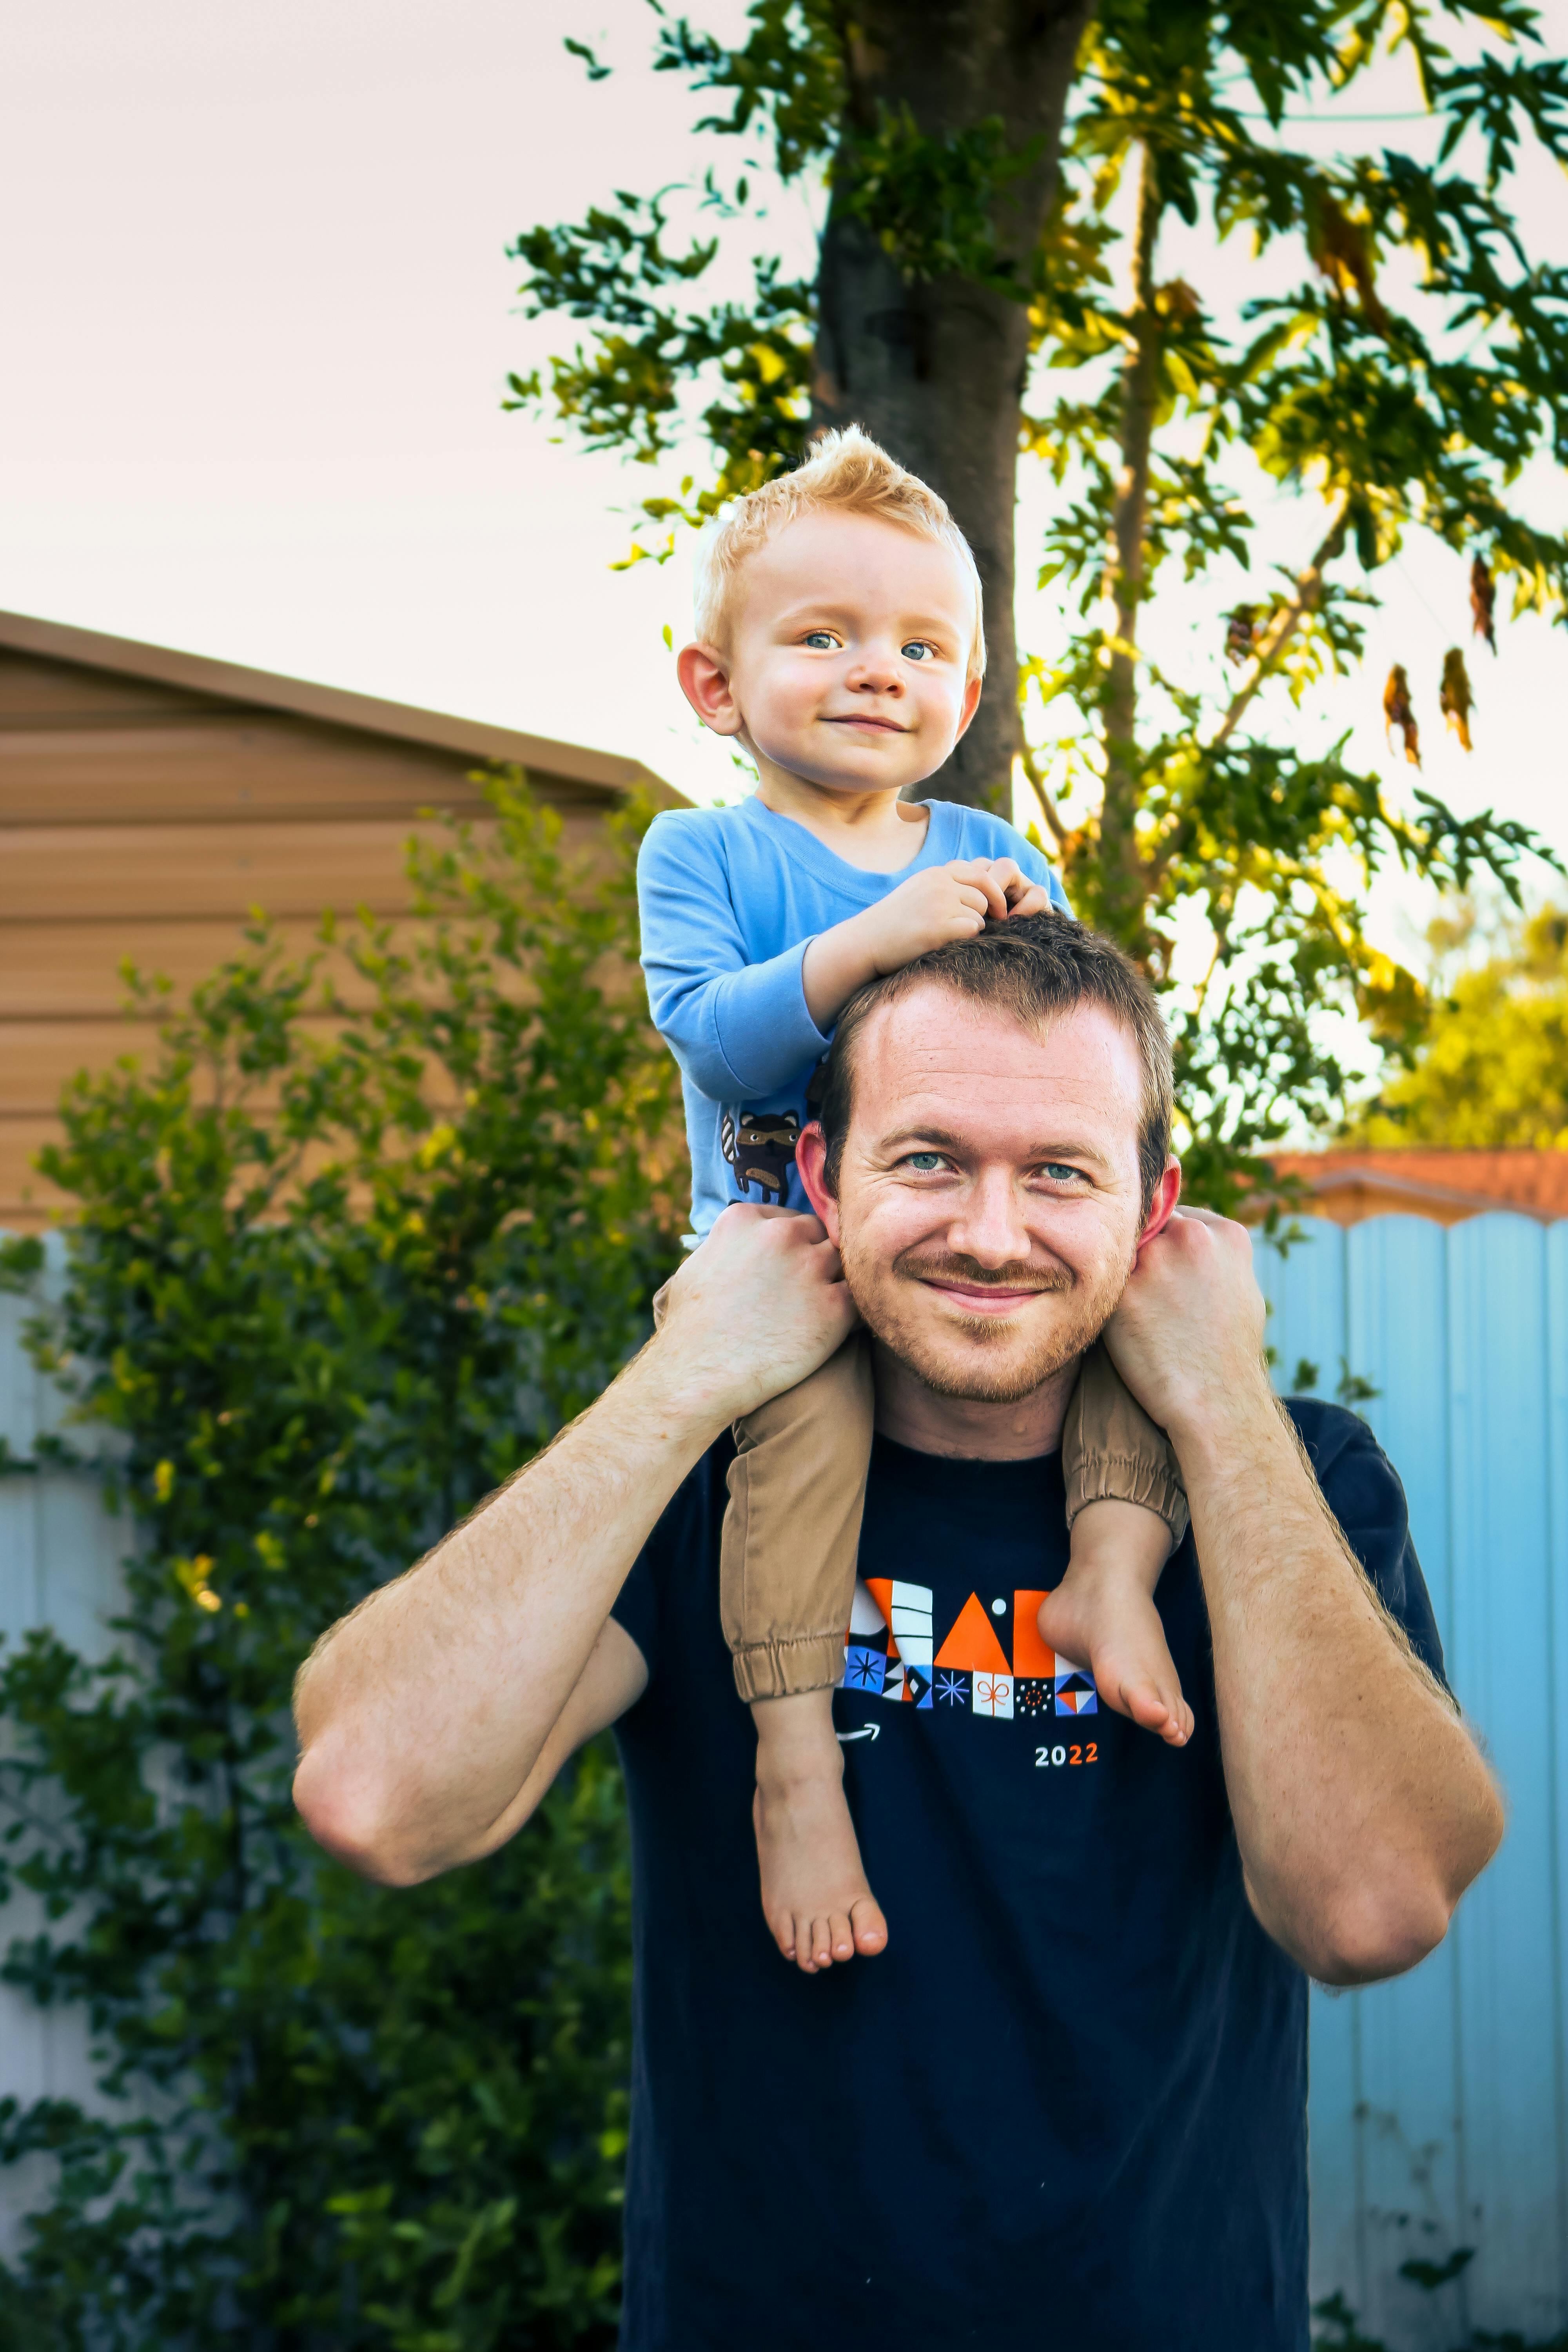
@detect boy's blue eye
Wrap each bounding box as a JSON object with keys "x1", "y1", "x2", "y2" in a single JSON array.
[
  {"x1": 901, "y1": 640, "x2": 934, "y2": 662},
  {"x1": 802, "y1": 630, "x2": 838, "y2": 650}
]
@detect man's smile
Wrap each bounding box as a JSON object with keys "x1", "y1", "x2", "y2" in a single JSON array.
[
  {"x1": 896, "y1": 1250, "x2": 1071, "y2": 1321},
  {"x1": 923, "y1": 1279, "x2": 1045, "y2": 1316}
]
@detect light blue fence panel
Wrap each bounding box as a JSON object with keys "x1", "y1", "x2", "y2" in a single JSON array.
[
  {"x1": 1256, "y1": 1214, "x2": 1348, "y2": 1399},
  {"x1": 1551, "y1": 1223, "x2": 1568, "y2": 2322},
  {"x1": 1258, "y1": 1214, "x2": 1568, "y2": 2348},
  {"x1": 1345, "y1": 1217, "x2": 1461, "y2": 2347},
  {"x1": 0, "y1": 1237, "x2": 127, "y2": 2256},
  {"x1": 1448, "y1": 1218, "x2": 1561, "y2": 2341}
]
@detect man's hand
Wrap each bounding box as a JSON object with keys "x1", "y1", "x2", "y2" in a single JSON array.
[
  {"x1": 1102, "y1": 1203, "x2": 1502, "y2": 1984},
  {"x1": 1100, "y1": 1206, "x2": 1269, "y2": 1444},
  {"x1": 655, "y1": 1204, "x2": 858, "y2": 1425},
  {"x1": 802, "y1": 858, "x2": 1054, "y2": 1029}
]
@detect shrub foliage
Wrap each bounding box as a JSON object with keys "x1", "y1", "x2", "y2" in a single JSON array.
[{"x1": 0, "y1": 781, "x2": 682, "y2": 2350}]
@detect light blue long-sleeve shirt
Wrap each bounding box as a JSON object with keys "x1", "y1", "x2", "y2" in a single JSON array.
[{"x1": 637, "y1": 792, "x2": 1071, "y2": 1238}]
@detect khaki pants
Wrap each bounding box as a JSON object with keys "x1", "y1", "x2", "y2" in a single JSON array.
[{"x1": 657, "y1": 1274, "x2": 1189, "y2": 1702}]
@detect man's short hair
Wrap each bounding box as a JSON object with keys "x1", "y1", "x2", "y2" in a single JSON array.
[
  {"x1": 815, "y1": 910, "x2": 1174, "y2": 1219},
  {"x1": 691, "y1": 425, "x2": 987, "y2": 682}
]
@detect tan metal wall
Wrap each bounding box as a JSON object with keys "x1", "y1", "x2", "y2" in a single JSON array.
[{"x1": 0, "y1": 648, "x2": 621, "y2": 1228}]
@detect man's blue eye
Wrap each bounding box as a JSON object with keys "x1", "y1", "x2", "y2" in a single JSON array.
[
  {"x1": 907, "y1": 1152, "x2": 945, "y2": 1172},
  {"x1": 1044, "y1": 1163, "x2": 1082, "y2": 1183}
]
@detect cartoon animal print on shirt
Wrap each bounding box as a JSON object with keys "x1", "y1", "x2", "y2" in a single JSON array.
[{"x1": 720, "y1": 1107, "x2": 801, "y2": 1204}]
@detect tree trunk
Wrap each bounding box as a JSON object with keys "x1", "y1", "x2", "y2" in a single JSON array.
[
  {"x1": 810, "y1": 0, "x2": 1095, "y2": 810},
  {"x1": 1098, "y1": 143, "x2": 1163, "y2": 946}
]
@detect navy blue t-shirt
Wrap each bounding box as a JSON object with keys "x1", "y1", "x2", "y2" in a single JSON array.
[{"x1": 608, "y1": 1400, "x2": 1445, "y2": 2351}]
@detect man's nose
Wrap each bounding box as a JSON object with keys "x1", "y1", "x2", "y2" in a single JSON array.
[{"x1": 946, "y1": 1169, "x2": 1031, "y2": 1267}]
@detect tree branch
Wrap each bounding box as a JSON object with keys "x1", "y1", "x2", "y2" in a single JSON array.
[
  {"x1": 1207, "y1": 502, "x2": 1351, "y2": 753},
  {"x1": 1018, "y1": 746, "x2": 1070, "y2": 851}
]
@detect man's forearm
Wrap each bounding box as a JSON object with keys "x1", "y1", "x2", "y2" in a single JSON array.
[
  {"x1": 1171, "y1": 1377, "x2": 1503, "y2": 1984},
  {"x1": 292, "y1": 1340, "x2": 724, "y2": 1884}
]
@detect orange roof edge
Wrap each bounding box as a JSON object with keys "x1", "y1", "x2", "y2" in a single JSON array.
[{"x1": 1263, "y1": 1147, "x2": 1568, "y2": 1225}]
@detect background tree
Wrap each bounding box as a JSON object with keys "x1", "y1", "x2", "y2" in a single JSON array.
[
  {"x1": 511, "y1": 0, "x2": 1566, "y2": 1198},
  {"x1": 0, "y1": 784, "x2": 679, "y2": 2352},
  {"x1": 1347, "y1": 897, "x2": 1568, "y2": 1145}
]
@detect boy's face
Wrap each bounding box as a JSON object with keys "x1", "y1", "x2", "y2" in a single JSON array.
[{"x1": 680, "y1": 508, "x2": 982, "y2": 796}]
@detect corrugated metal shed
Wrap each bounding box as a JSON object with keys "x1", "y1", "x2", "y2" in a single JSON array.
[{"x1": 0, "y1": 608, "x2": 681, "y2": 1230}]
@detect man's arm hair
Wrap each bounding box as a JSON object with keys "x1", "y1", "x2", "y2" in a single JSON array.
[
  {"x1": 1188, "y1": 1386, "x2": 1502, "y2": 1985},
  {"x1": 290, "y1": 1202, "x2": 857, "y2": 1887}
]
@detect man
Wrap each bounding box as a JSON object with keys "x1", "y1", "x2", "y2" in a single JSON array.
[{"x1": 293, "y1": 913, "x2": 1503, "y2": 2350}]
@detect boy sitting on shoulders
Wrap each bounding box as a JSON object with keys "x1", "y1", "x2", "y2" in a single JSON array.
[{"x1": 638, "y1": 427, "x2": 1191, "y2": 1974}]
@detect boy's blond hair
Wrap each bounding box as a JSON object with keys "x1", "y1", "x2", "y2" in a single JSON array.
[{"x1": 692, "y1": 425, "x2": 987, "y2": 680}]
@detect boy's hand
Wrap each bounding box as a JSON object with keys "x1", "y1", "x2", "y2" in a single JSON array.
[
  {"x1": 980, "y1": 857, "x2": 1054, "y2": 919},
  {"x1": 863, "y1": 858, "x2": 1007, "y2": 969},
  {"x1": 802, "y1": 856, "x2": 1057, "y2": 1028}
]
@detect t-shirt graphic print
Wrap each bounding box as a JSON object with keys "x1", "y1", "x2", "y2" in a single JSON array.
[{"x1": 845, "y1": 1577, "x2": 1096, "y2": 1724}]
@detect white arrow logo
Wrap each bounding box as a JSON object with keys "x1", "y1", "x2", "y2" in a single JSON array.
[{"x1": 837, "y1": 1722, "x2": 880, "y2": 1743}]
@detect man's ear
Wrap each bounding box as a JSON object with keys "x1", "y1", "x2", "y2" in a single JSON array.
[
  {"x1": 1136, "y1": 1158, "x2": 1182, "y2": 1251},
  {"x1": 676, "y1": 641, "x2": 744, "y2": 737},
  {"x1": 795, "y1": 1122, "x2": 841, "y2": 1243},
  {"x1": 951, "y1": 672, "x2": 983, "y2": 745}
]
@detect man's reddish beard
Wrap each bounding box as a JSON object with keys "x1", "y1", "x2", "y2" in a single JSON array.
[{"x1": 840, "y1": 1236, "x2": 1128, "y2": 1404}]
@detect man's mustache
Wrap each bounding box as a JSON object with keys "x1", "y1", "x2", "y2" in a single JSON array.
[{"x1": 893, "y1": 1248, "x2": 1072, "y2": 1295}]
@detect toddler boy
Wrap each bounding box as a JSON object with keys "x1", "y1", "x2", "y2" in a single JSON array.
[{"x1": 638, "y1": 428, "x2": 1191, "y2": 1974}]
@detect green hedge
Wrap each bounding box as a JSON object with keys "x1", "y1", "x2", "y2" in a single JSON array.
[{"x1": 0, "y1": 780, "x2": 681, "y2": 2350}]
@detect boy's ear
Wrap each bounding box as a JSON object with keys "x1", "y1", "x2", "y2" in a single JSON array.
[
  {"x1": 951, "y1": 672, "x2": 983, "y2": 744},
  {"x1": 795, "y1": 1122, "x2": 841, "y2": 1241},
  {"x1": 676, "y1": 642, "x2": 744, "y2": 736}
]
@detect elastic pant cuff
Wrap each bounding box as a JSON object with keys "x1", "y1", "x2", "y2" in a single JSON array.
[
  {"x1": 1065, "y1": 1452, "x2": 1190, "y2": 1546},
  {"x1": 732, "y1": 1633, "x2": 845, "y2": 1704}
]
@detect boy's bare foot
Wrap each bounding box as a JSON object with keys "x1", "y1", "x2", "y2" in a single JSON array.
[
  {"x1": 1036, "y1": 1499, "x2": 1193, "y2": 1746},
  {"x1": 751, "y1": 1688, "x2": 888, "y2": 1973}
]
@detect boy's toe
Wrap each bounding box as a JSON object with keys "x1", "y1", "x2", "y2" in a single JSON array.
[{"x1": 850, "y1": 1895, "x2": 888, "y2": 1956}]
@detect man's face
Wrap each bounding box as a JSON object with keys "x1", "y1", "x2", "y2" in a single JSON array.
[{"x1": 800, "y1": 989, "x2": 1170, "y2": 1403}]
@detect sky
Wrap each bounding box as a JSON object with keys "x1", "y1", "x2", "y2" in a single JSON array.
[{"x1": 4, "y1": 0, "x2": 1566, "y2": 984}]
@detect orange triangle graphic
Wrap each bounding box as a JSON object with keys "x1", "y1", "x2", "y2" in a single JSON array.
[
  {"x1": 1013, "y1": 1592, "x2": 1056, "y2": 1678},
  {"x1": 933, "y1": 1592, "x2": 1011, "y2": 1676}
]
